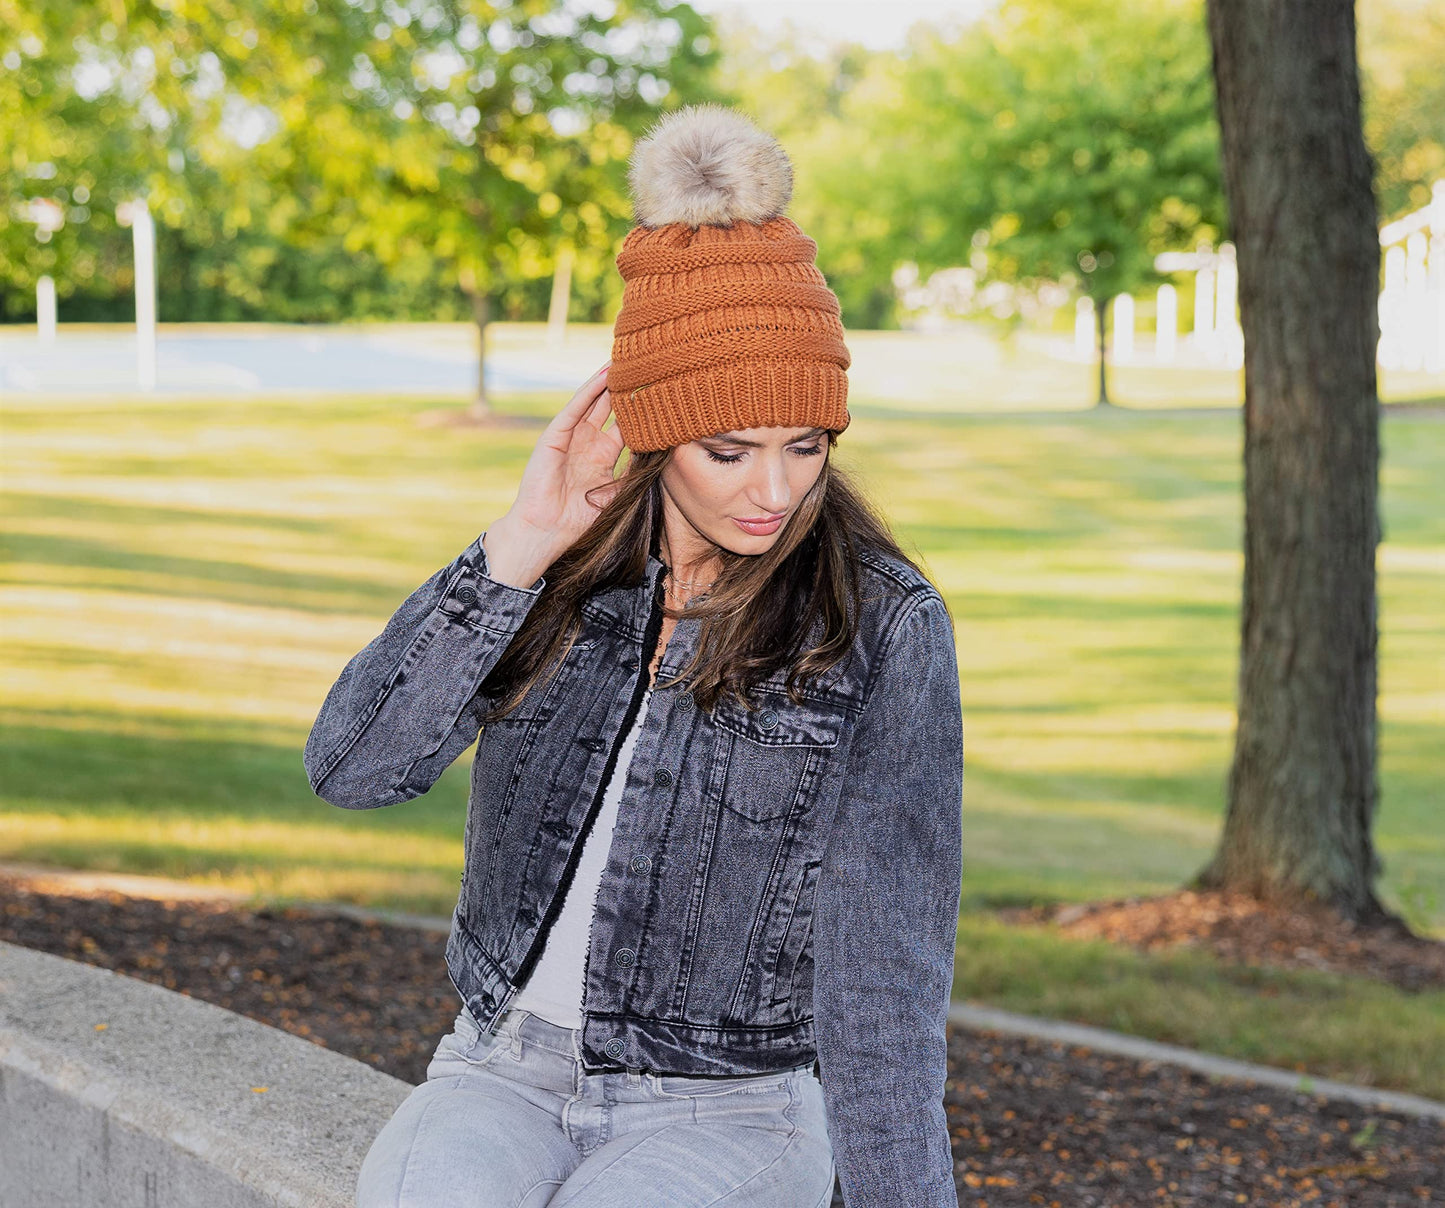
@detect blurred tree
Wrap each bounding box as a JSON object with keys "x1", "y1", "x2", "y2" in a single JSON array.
[
  {"x1": 706, "y1": 19, "x2": 893, "y2": 328},
  {"x1": 237, "y1": 0, "x2": 719, "y2": 418},
  {"x1": 0, "y1": 1, "x2": 193, "y2": 319},
  {"x1": 7, "y1": 0, "x2": 1436, "y2": 340},
  {"x1": 866, "y1": 0, "x2": 1226, "y2": 405},
  {"x1": 1358, "y1": 0, "x2": 1445, "y2": 219},
  {"x1": 1198, "y1": 0, "x2": 1396, "y2": 928},
  {"x1": 1, "y1": 0, "x2": 720, "y2": 397},
  {"x1": 0, "y1": 0, "x2": 382, "y2": 322}
]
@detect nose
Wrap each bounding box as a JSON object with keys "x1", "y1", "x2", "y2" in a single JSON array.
[{"x1": 746, "y1": 451, "x2": 791, "y2": 517}]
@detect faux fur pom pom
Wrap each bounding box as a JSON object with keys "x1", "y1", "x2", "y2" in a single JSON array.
[{"x1": 626, "y1": 103, "x2": 794, "y2": 229}]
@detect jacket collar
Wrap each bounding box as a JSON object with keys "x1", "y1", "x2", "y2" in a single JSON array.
[
  {"x1": 644, "y1": 550, "x2": 667, "y2": 591},
  {"x1": 583, "y1": 550, "x2": 669, "y2": 638}
]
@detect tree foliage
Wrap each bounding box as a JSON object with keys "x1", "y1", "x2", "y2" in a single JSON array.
[
  {"x1": 887, "y1": 0, "x2": 1224, "y2": 309},
  {"x1": 3, "y1": 0, "x2": 1440, "y2": 326},
  {"x1": 1358, "y1": 0, "x2": 1445, "y2": 219},
  {"x1": 1, "y1": 0, "x2": 717, "y2": 325}
]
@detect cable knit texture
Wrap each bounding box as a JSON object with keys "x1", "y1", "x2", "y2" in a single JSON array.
[{"x1": 609, "y1": 105, "x2": 851, "y2": 452}]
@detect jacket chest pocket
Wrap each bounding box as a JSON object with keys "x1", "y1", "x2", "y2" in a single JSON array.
[{"x1": 710, "y1": 691, "x2": 846, "y2": 822}]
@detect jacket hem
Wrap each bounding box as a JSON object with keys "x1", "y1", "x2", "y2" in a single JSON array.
[{"x1": 446, "y1": 908, "x2": 819, "y2": 1076}]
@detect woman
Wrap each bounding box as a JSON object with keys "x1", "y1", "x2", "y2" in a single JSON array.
[{"x1": 305, "y1": 104, "x2": 964, "y2": 1208}]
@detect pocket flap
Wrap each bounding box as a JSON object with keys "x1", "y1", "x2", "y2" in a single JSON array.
[{"x1": 712, "y1": 693, "x2": 844, "y2": 749}]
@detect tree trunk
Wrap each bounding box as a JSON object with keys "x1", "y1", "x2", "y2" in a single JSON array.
[
  {"x1": 1195, "y1": 0, "x2": 1392, "y2": 925},
  {"x1": 466, "y1": 286, "x2": 492, "y2": 420},
  {"x1": 1095, "y1": 293, "x2": 1112, "y2": 407}
]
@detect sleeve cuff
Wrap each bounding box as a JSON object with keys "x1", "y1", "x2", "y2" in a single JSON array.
[{"x1": 435, "y1": 531, "x2": 547, "y2": 631}]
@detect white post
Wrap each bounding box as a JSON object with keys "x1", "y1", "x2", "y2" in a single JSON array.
[
  {"x1": 117, "y1": 199, "x2": 157, "y2": 390},
  {"x1": 1074, "y1": 295, "x2": 1096, "y2": 359},
  {"x1": 546, "y1": 241, "x2": 574, "y2": 350},
  {"x1": 1215, "y1": 243, "x2": 1242, "y2": 368},
  {"x1": 1403, "y1": 231, "x2": 1429, "y2": 372},
  {"x1": 1155, "y1": 283, "x2": 1177, "y2": 363},
  {"x1": 36, "y1": 275, "x2": 57, "y2": 343},
  {"x1": 22, "y1": 202, "x2": 64, "y2": 348},
  {"x1": 1430, "y1": 180, "x2": 1445, "y2": 375},
  {"x1": 134, "y1": 205, "x2": 157, "y2": 390},
  {"x1": 1378, "y1": 178, "x2": 1445, "y2": 375},
  {"x1": 1421, "y1": 179, "x2": 1445, "y2": 372},
  {"x1": 1379, "y1": 244, "x2": 1406, "y2": 370},
  {"x1": 1193, "y1": 265, "x2": 1215, "y2": 352},
  {"x1": 1110, "y1": 292, "x2": 1135, "y2": 363}
]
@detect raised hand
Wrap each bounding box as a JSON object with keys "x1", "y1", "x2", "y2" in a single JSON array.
[{"x1": 482, "y1": 363, "x2": 625, "y2": 587}]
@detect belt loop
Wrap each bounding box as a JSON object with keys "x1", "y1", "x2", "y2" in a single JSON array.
[
  {"x1": 507, "y1": 1007, "x2": 527, "y2": 1058},
  {"x1": 569, "y1": 1023, "x2": 585, "y2": 1094}
]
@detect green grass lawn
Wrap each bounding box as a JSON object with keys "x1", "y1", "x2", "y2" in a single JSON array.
[{"x1": 2, "y1": 343, "x2": 1442, "y2": 1097}]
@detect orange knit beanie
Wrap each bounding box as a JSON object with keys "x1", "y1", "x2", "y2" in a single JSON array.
[{"x1": 608, "y1": 103, "x2": 851, "y2": 453}]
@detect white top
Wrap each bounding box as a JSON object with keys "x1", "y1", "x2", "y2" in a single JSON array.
[{"x1": 511, "y1": 688, "x2": 653, "y2": 1029}]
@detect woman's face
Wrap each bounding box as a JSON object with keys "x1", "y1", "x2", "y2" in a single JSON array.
[{"x1": 659, "y1": 424, "x2": 829, "y2": 558}]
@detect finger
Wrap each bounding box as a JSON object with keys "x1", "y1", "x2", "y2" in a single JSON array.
[
  {"x1": 582, "y1": 388, "x2": 613, "y2": 428},
  {"x1": 550, "y1": 365, "x2": 611, "y2": 432}
]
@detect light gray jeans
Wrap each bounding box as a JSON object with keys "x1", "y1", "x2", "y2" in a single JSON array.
[{"x1": 356, "y1": 1004, "x2": 837, "y2": 1207}]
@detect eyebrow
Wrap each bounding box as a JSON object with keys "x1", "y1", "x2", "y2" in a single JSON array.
[{"x1": 704, "y1": 427, "x2": 827, "y2": 448}]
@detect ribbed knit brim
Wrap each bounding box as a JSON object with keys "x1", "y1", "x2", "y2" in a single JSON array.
[{"x1": 609, "y1": 216, "x2": 851, "y2": 452}]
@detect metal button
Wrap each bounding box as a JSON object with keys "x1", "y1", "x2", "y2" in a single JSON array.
[
  {"x1": 653, "y1": 768, "x2": 673, "y2": 788},
  {"x1": 678, "y1": 693, "x2": 695, "y2": 710},
  {"x1": 604, "y1": 1038, "x2": 625, "y2": 1059},
  {"x1": 629, "y1": 854, "x2": 652, "y2": 875},
  {"x1": 615, "y1": 947, "x2": 636, "y2": 967},
  {"x1": 758, "y1": 708, "x2": 779, "y2": 730},
  {"x1": 455, "y1": 584, "x2": 478, "y2": 605}
]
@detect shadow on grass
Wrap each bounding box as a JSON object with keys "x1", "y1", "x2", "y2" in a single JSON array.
[
  {"x1": 0, "y1": 711, "x2": 469, "y2": 834},
  {"x1": 2, "y1": 528, "x2": 411, "y2": 615}
]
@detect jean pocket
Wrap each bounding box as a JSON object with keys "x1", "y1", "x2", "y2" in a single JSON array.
[
  {"x1": 429, "y1": 1008, "x2": 513, "y2": 1073},
  {"x1": 649, "y1": 1066, "x2": 798, "y2": 1101}
]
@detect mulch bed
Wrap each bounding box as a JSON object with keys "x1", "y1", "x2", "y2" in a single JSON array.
[
  {"x1": 995, "y1": 888, "x2": 1445, "y2": 994},
  {"x1": 1, "y1": 874, "x2": 1440, "y2": 1207}
]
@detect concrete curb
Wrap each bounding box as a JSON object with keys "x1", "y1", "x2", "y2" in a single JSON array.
[
  {"x1": 947, "y1": 1002, "x2": 1445, "y2": 1123},
  {"x1": 0, "y1": 941, "x2": 412, "y2": 1207},
  {"x1": 5, "y1": 862, "x2": 1441, "y2": 1125}
]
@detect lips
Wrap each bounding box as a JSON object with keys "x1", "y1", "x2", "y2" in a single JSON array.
[{"x1": 733, "y1": 512, "x2": 786, "y2": 536}]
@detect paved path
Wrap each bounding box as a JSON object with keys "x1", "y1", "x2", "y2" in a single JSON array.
[
  {"x1": 0, "y1": 327, "x2": 596, "y2": 395},
  {"x1": 4, "y1": 860, "x2": 1441, "y2": 1122}
]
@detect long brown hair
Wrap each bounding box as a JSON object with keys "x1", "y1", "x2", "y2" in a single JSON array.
[{"x1": 475, "y1": 431, "x2": 928, "y2": 723}]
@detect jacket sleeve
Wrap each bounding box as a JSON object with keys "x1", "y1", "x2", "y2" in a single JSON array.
[
  {"x1": 812, "y1": 590, "x2": 964, "y2": 1208},
  {"x1": 303, "y1": 530, "x2": 546, "y2": 809}
]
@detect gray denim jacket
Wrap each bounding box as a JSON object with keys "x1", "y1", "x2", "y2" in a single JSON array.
[{"x1": 304, "y1": 531, "x2": 964, "y2": 1207}]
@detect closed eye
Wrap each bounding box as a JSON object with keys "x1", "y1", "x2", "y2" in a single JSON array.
[{"x1": 706, "y1": 442, "x2": 825, "y2": 465}]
